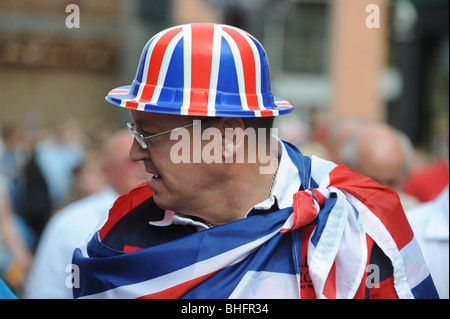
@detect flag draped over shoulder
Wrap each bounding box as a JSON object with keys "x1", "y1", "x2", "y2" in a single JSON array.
[{"x1": 72, "y1": 142, "x2": 438, "y2": 299}]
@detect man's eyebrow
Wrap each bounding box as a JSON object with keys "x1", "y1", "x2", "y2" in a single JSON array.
[
  {"x1": 133, "y1": 119, "x2": 151, "y2": 128},
  {"x1": 133, "y1": 120, "x2": 161, "y2": 134}
]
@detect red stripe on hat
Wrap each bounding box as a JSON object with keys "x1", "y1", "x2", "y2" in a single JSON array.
[
  {"x1": 140, "y1": 27, "x2": 182, "y2": 102},
  {"x1": 223, "y1": 27, "x2": 260, "y2": 111},
  {"x1": 188, "y1": 24, "x2": 215, "y2": 116},
  {"x1": 260, "y1": 110, "x2": 275, "y2": 117},
  {"x1": 125, "y1": 100, "x2": 139, "y2": 110}
]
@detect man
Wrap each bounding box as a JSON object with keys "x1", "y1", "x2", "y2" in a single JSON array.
[
  {"x1": 73, "y1": 23, "x2": 438, "y2": 299},
  {"x1": 341, "y1": 122, "x2": 420, "y2": 210},
  {"x1": 25, "y1": 130, "x2": 149, "y2": 298}
]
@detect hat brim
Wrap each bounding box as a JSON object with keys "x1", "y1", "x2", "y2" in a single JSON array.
[{"x1": 106, "y1": 86, "x2": 293, "y2": 117}]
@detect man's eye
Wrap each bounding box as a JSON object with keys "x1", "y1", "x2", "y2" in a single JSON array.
[{"x1": 140, "y1": 128, "x2": 155, "y2": 137}]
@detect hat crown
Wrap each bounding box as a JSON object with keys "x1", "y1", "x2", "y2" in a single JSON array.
[{"x1": 106, "y1": 23, "x2": 293, "y2": 117}]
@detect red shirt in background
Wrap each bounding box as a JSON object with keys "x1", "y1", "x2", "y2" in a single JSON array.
[{"x1": 404, "y1": 160, "x2": 449, "y2": 203}]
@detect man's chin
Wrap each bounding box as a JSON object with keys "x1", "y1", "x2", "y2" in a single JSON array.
[{"x1": 151, "y1": 192, "x2": 171, "y2": 211}]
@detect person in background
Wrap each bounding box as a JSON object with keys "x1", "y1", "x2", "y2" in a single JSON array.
[
  {"x1": 15, "y1": 149, "x2": 52, "y2": 248},
  {"x1": 326, "y1": 116, "x2": 365, "y2": 165},
  {"x1": 403, "y1": 125, "x2": 449, "y2": 203},
  {"x1": 68, "y1": 150, "x2": 108, "y2": 204},
  {"x1": 341, "y1": 122, "x2": 420, "y2": 210},
  {"x1": 275, "y1": 116, "x2": 329, "y2": 159},
  {"x1": 406, "y1": 185, "x2": 449, "y2": 299},
  {"x1": 35, "y1": 119, "x2": 85, "y2": 208},
  {"x1": 0, "y1": 172, "x2": 32, "y2": 296},
  {"x1": 0, "y1": 124, "x2": 29, "y2": 214},
  {"x1": 24, "y1": 130, "x2": 149, "y2": 298}
]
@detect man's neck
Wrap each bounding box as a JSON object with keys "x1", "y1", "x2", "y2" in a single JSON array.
[{"x1": 191, "y1": 155, "x2": 279, "y2": 227}]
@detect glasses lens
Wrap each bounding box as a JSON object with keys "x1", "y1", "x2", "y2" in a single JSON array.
[{"x1": 127, "y1": 123, "x2": 148, "y2": 149}]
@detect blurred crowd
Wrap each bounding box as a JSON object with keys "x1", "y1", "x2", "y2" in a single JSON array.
[
  {"x1": 277, "y1": 112, "x2": 449, "y2": 299},
  {"x1": 0, "y1": 116, "x2": 150, "y2": 298},
  {"x1": 0, "y1": 111, "x2": 448, "y2": 298}
]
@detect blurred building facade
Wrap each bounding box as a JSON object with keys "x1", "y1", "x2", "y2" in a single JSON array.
[
  {"x1": 0, "y1": 0, "x2": 122, "y2": 128},
  {"x1": 0, "y1": 0, "x2": 448, "y2": 154}
]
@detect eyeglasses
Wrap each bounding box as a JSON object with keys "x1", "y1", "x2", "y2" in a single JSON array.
[{"x1": 127, "y1": 120, "x2": 201, "y2": 149}]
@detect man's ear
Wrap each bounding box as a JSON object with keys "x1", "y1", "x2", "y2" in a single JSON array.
[{"x1": 217, "y1": 117, "x2": 246, "y2": 162}]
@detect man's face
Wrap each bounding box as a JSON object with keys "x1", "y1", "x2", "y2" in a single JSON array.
[{"x1": 129, "y1": 110, "x2": 218, "y2": 214}]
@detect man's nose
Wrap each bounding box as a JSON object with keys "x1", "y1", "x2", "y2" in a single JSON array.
[{"x1": 129, "y1": 138, "x2": 148, "y2": 162}]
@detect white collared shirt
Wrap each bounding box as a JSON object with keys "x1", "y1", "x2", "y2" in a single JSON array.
[
  {"x1": 406, "y1": 185, "x2": 449, "y2": 299},
  {"x1": 25, "y1": 187, "x2": 119, "y2": 299}
]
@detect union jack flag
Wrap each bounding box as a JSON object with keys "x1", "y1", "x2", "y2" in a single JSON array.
[
  {"x1": 72, "y1": 142, "x2": 438, "y2": 299},
  {"x1": 105, "y1": 23, "x2": 293, "y2": 117}
]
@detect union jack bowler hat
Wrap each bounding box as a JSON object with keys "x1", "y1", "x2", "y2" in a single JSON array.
[{"x1": 106, "y1": 23, "x2": 293, "y2": 117}]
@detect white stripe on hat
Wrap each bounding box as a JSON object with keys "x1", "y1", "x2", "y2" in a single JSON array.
[
  {"x1": 240, "y1": 30, "x2": 265, "y2": 111},
  {"x1": 207, "y1": 24, "x2": 222, "y2": 117},
  {"x1": 180, "y1": 24, "x2": 192, "y2": 115},
  {"x1": 149, "y1": 31, "x2": 184, "y2": 106},
  {"x1": 222, "y1": 30, "x2": 249, "y2": 112},
  {"x1": 135, "y1": 31, "x2": 166, "y2": 111}
]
